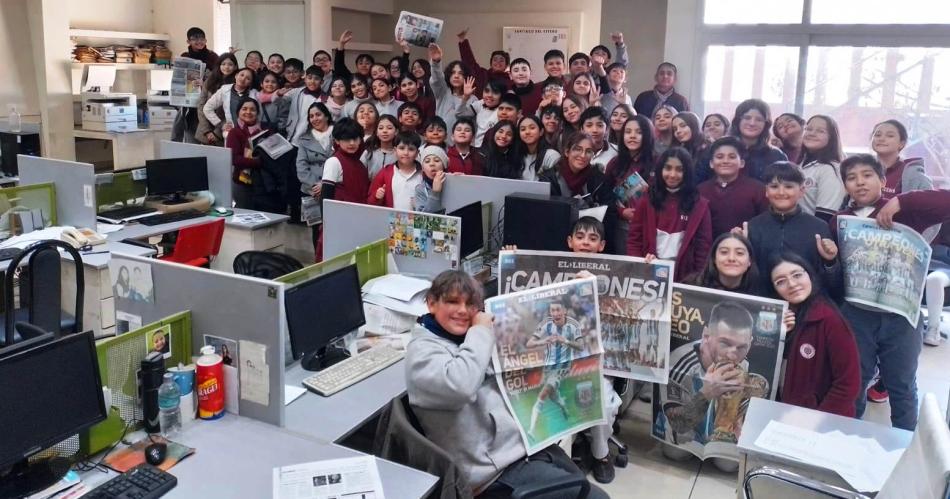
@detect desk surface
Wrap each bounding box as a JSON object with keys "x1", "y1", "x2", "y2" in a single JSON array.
[
  {"x1": 738, "y1": 398, "x2": 913, "y2": 455},
  {"x1": 226, "y1": 208, "x2": 290, "y2": 231},
  {"x1": 81, "y1": 415, "x2": 437, "y2": 498},
  {"x1": 284, "y1": 360, "x2": 409, "y2": 444}
]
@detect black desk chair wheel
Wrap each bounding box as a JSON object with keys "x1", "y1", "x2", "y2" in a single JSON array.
[{"x1": 232, "y1": 251, "x2": 303, "y2": 279}]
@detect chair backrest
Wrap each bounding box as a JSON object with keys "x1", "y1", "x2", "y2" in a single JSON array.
[
  {"x1": 163, "y1": 219, "x2": 225, "y2": 266},
  {"x1": 1, "y1": 239, "x2": 84, "y2": 350},
  {"x1": 878, "y1": 393, "x2": 950, "y2": 499},
  {"x1": 742, "y1": 467, "x2": 868, "y2": 499},
  {"x1": 232, "y1": 251, "x2": 303, "y2": 279}
]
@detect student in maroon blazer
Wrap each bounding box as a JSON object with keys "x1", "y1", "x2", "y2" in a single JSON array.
[
  {"x1": 446, "y1": 117, "x2": 484, "y2": 175},
  {"x1": 697, "y1": 136, "x2": 768, "y2": 237},
  {"x1": 509, "y1": 58, "x2": 545, "y2": 117},
  {"x1": 627, "y1": 147, "x2": 712, "y2": 282},
  {"x1": 457, "y1": 28, "x2": 511, "y2": 94},
  {"x1": 768, "y1": 252, "x2": 860, "y2": 417}
]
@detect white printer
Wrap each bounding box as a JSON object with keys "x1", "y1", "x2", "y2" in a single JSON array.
[{"x1": 79, "y1": 65, "x2": 138, "y2": 132}]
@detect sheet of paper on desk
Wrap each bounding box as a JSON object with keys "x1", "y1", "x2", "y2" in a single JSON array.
[
  {"x1": 232, "y1": 212, "x2": 270, "y2": 225},
  {"x1": 284, "y1": 384, "x2": 306, "y2": 405},
  {"x1": 754, "y1": 420, "x2": 904, "y2": 492},
  {"x1": 363, "y1": 274, "x2": 430, "y2": 302},
  {"x1": 273, "y1": 455, "x2": 385, "y2": 499},
  {"x1": 239, "y1": 340, "x2": 269, "y2": 405},
  {"x1": 96, "y1": 222, "x2": 124, "y2": 235}
]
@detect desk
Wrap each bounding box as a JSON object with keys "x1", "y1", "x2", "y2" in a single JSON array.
[
  {"x1": 80, "y1": 415, "x2": 437, "y2": 498},
  {"x1": 73, "y1": 128, "x2": 170, "y2": 171},
  {"x1": 736, "y1": 398, "x2": 913, "y2": 498},
  {"x1": 284, "y1": 361, "x2": 408, "y2": 444},
  {"x1": 214, "y1": 208, "x2": 290, "y2": 273}
]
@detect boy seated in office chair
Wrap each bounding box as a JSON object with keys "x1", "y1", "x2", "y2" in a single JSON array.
[{"x1": 406, "y1": 270, "x2": 609, "y2": 498}]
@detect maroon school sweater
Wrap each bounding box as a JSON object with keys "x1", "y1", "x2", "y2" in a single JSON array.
[
  {"x1": 780, "y1": 297, "x2": 861, "y2": 417},
  {"x1": 447, "y1": 146, "x2": 484, "y2": 176},
  {"x1": 697, "y1": 176, "x2": 768, "y2": 237}
]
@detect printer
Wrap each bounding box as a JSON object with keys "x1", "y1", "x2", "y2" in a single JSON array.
[{"x1": 79, "y1": 65, "x2": 138, "y2": 133}]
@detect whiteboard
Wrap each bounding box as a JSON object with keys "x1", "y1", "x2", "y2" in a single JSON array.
[{"x1": 503, "y1": 27, "x2": 570, "y2": 77}]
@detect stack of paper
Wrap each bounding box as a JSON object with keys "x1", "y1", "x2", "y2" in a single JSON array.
[
  {"x1": 274, "y1": 455, "x2": 385, "y2": 499},
  {"x1": 362, "y1": 274, "x2": 430, "y2": 317},
  {"x1": 754, "y1": 420, "x2": 905, "y2": 493}
]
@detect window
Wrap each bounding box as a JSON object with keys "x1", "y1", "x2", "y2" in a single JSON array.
[
  {"x1": 811, "y1": 0, "x2": 950, "y2": 24},
  {"x1": 697, "y1": 1, "x2": 950, "y2": 179},
  {"x1": 704, "y1": 0, "x2": 803, "y2": 24}
]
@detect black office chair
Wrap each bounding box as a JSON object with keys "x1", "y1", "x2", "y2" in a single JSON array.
[
  {"x1": 373, "y1": 394, "x2": 591, "y2": 499},
  {"x1": 232, "y1": 251, "x2": 303, "y2": 279},
  {"x1": 0, "y1": 240, "x2": 83, "y2": 356}
]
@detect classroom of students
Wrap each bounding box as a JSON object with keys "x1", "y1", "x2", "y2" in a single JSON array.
[{"x1": 2, "y1": 0, "x2": 950, "y2": 498}]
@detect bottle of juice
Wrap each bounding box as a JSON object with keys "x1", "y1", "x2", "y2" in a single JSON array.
[{"x1": 195, "y1": 346, "x2": 224, "y2": 419}]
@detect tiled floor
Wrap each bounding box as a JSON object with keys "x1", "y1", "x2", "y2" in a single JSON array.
[{"x1": 597, "y1": 311, "x2": 950, "y2": 498}]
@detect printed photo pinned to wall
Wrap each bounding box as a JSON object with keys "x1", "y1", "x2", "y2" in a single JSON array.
[
  {"x1": 203, "y1": 334, "x2": 239, "y2": 367},
  {"x1": 146, "y1": 324, "x2": 173, "y2": 359},
  {"x1": 116, "y1": 311, "x2": 143, "y2": 335},
  {"x1": 110, "y1": 256, "x2": 155, "y2": 303}
]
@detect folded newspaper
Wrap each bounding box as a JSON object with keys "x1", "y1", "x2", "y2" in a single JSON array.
[
  {"x1": 486, "y1": 277, "x2": 606, "y2": 454},
  {"x1": 394, "y1": 11, "x2": 443, "y2": 47},
  {"x1": 251, "y1": 130, "x2": 294, "y2": 160},
  {"x1": 170, "y1": 57, "x2": 205, "y2": 108},
  {"x1": 273, "y1": 455, "x2": 385, "y2": 499}
]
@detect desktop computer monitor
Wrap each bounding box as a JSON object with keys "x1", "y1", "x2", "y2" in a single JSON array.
[
  {"x1": 284, "y1": 264, "x2": 365, "y2": 371},
  {"x1": 503, "y1": 193, "x2": 577, "y2": 251},
  {"x1": 449, "y1": 202, "x2": 483, "y2": 259},
  {"x1": 0, "y1": 330, "x2": 107, "y2": 497},
  {"x1": 145, "y1": 157, "x2": 209, "y2": 204}
]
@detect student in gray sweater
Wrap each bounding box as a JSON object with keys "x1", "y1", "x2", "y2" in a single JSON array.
[
  {"x1": 406, "y1": 271, "x2": 608, "y2": 498},
  {"x1": 413, "y1": 145, "x2": 448, "y2": 213}
]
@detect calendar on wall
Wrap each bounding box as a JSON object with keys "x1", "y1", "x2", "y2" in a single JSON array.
[{"x1": 503, "y1": 27, "x2": 570, "y2": 76}]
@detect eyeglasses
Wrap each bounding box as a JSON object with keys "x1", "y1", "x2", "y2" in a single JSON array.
[
  {"x1": 314, "y1": 56, "x2": 331, "y2": 63},
  {"x1": 773, "y1": 271, "x2": 807, "y2": 290},
  {"x1": 570, "y1": 145, "x2": 596, "y2": 157}
]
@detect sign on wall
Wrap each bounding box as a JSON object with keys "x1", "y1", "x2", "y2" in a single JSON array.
[{"x1": 503, "y1": 27, "x2": 570, "y2": 77}]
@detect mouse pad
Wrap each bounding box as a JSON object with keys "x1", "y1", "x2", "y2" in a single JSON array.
[{"x1": 103, "y1": 435, "x2": 195, "y2": 473}]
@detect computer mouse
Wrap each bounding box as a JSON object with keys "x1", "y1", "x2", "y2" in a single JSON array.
[{"x1": 144, "y1": 442, "x2": 167, "y2": 466}]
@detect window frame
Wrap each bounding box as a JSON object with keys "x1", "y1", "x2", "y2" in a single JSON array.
[{"x1": 693, "y1": 0, "x2": 950, "y2": 117}]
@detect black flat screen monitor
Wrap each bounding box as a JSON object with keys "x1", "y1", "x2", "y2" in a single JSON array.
[
  {"x1": 284, "y1": 264, "x2": 365, "y2": 371},
  {"x1": 145, "y1": 157, "x2": 209, "y2": 198},
  {"x1": 449, "y1": 202, "x2": 483, "y2": 258},
  {"x1": 0, "y1": 331, "x2": 106, "y2": 496}
]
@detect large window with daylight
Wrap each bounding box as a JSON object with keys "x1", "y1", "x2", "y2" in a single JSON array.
[{"x1": 700, "y1": 1, "x2": 950, "y2": 180}]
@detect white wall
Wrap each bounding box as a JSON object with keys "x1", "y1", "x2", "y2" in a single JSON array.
[
  {"x1": 601, "y1": 0, "x2": 667, "y2": 98},
  {"x1": 664, "y1": 0, "x2": 701, "y2": 105},
  {"x1": 0, "y1": 0, "x2": 40, "y2": 118},
  {"x1": 68, "y1": 0, "x2": 155, "y2": 32},
  {"x1": 154, "y1": 0, "x2": 216, "y2": 56}
]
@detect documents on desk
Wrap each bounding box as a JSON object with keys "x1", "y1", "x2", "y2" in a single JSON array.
[
  {"x1": 754, "y1": 419, "x2": 904, "y2": 493},
  {"x1": 361, "y1": 274, "x2": 430, "y2": 335},
  {"x1": 273, "y1": 455, "x2": 385, "y2": 499}
]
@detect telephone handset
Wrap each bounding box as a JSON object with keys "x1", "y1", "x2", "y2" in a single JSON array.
[{"x1": 61, "y1": 227, "x2": 106, "y2": 249}]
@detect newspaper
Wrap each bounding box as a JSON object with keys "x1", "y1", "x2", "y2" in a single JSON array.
[
  {"x1": 273, "y1": 455, "x2": 385, "y2": 499},
  {"x1": 394, "y1": 11, "x2": 443, "y2": 48},
  {"x1": 301, "y1": 196, "x2": 322, "y2": 226},
  {"x1": 251, "y1": 130, "x2": 294, "y2": 160},
  {"x1": 497, "y1": 249, "x2": 674, "y2": 383},
  {"x1": 486, "y1": 277, "x2": 606, "y2": 454},
  {"x1": 652, "y1": 284, "x2": 787, "y2": 461},
  {"x1": 837, "y1": 215, "x2": 932, "y2": 327},
  {"x1": 170, "y1": 57, "x2": 205, "y2": 108}
]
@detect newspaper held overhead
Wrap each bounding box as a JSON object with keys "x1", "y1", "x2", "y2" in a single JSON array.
[
  {"x1": 652, "y1": 284, "x2": 787, "y2": 461},
  {"x1": 273, "y1": 455, "x2": 385, "y2": 499},
  {"x1": 395, "y1": 11, "x2": 444, "y2": 48},
  {"x1": 169, "y1": 57, "x2": 205, "y2": 108},
  {"x1": 487, "y1": 277, "x2": 606, "y2": 455},
  {"x1": 837, "y1": 215, "x2": 932, "y2": 327},
  {"x1": 497, "y1": 250, "x2": 674, "y2": 383}
]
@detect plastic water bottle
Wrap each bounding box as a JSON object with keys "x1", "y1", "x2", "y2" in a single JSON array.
[
  {"x1": 158, "y1": 372, "x2": 182, "y2": 437},
  {"x1": 8, "y1": 106, "x2": 21, "y2": 133}
]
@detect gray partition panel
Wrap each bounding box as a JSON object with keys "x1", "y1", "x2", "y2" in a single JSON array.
[
  {"x1": 18, "y1": 155, "x2": 97, "y2": 228},
  {"x1": 323, "y1": 200, "x2": 460, "y2": 278},
  {"x1": 111, "y1": 253, "x2": 285, "y2": 426},
  {"x1": 159, "y1": 140, "x2": 233, "y2": 208},
  {"x1": 441, "y1": 175, "x2": 549, "y2": 243}
]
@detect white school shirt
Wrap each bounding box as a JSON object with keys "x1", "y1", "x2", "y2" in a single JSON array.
[{"x1": 391, "y1": 167, "x2": 423, "y2": 211}]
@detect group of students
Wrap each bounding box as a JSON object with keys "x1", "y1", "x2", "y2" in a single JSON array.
[{"x1": 171, "y1": 25, "x2": 950, "y2": 497}]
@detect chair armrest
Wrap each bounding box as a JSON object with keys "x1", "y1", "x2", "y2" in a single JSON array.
[
  {"x1": 742, "y1": 466, "x2": 870, "y2": 499},
  {"x1": 510, "y1": 474, "x2": 590, "y2": 499}
]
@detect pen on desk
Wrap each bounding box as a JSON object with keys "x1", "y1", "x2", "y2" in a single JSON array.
[{"x1": 81, "y1": 250, "x2": 110, "y2": 255}]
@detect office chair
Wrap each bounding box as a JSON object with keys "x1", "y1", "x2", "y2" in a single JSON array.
[
  {"x1": 373, "y1": 394, "x2": 591, "y2": 499},
  {"x1": 742, "y1": 467, "x2": 867, "y2": 499},
  {"x1": 232, "y1": 251, "x2": 303, "y2": 279},
  {"x1": 0, "y1": 240, "x2": 84, "y2": 356},
  {"x1": 158, "y1": 218, "x2": 225, "y2": 267}
]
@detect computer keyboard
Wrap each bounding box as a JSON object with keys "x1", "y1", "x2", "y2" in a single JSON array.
[
  {"x1": 137, "y1": 209, "x2": 206, "y2": 226},
  {"x1": 302, "y1": 345, "x2": 404, "y2": 396},
  {"x1": 97, "y1": 205, "x2": 159, "y2": 223},
  {"x1": 84, "y1": 463, "x2": 177, "y2": 499}
]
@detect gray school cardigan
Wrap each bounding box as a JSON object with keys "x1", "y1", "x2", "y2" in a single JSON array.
[
  {"x1": 430, "y1": 60, "x2": 464, "y2": 145},
  {"x1": 405, "y1": 323, "x2": 526, "y2": 491}
]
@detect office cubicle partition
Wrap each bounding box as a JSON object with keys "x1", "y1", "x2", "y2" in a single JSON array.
[
  {"x1": 277, "y1": 238, "x2": 389, "y2": 287},
  {"x1": 18, "y1": 156, "x2": 97, "y2": 229},
  {"x1": 158, "y1": 140, "x2": 232, "y2": 208},
  {"x1": 111, "y1": 253, "x2": 286, "y2": 426}
]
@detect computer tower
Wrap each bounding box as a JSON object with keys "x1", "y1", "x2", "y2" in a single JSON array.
[
  {"x1": 503, "y1": 192, "x2": 578, "y2": 251},
  {"x1": 0, "y1": 131, "x2": 41, "y2": 176}
]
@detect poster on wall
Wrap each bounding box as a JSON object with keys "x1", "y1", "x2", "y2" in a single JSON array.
[
  {"x1": 503, "y1": 27, "x2": 570, "y2": 80},
  {"x1": 651, "y1": 284, "x2": 787, "y2": 461},
  {"x1": 497, "y1": 249, "x2": 673, "y2": 383},
  {"x1": 388, "y1": 211, "x2": 460, "y2": 268},
  {"x1": 837, "y1": 215, "x2": 932, "y2": 327}
]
